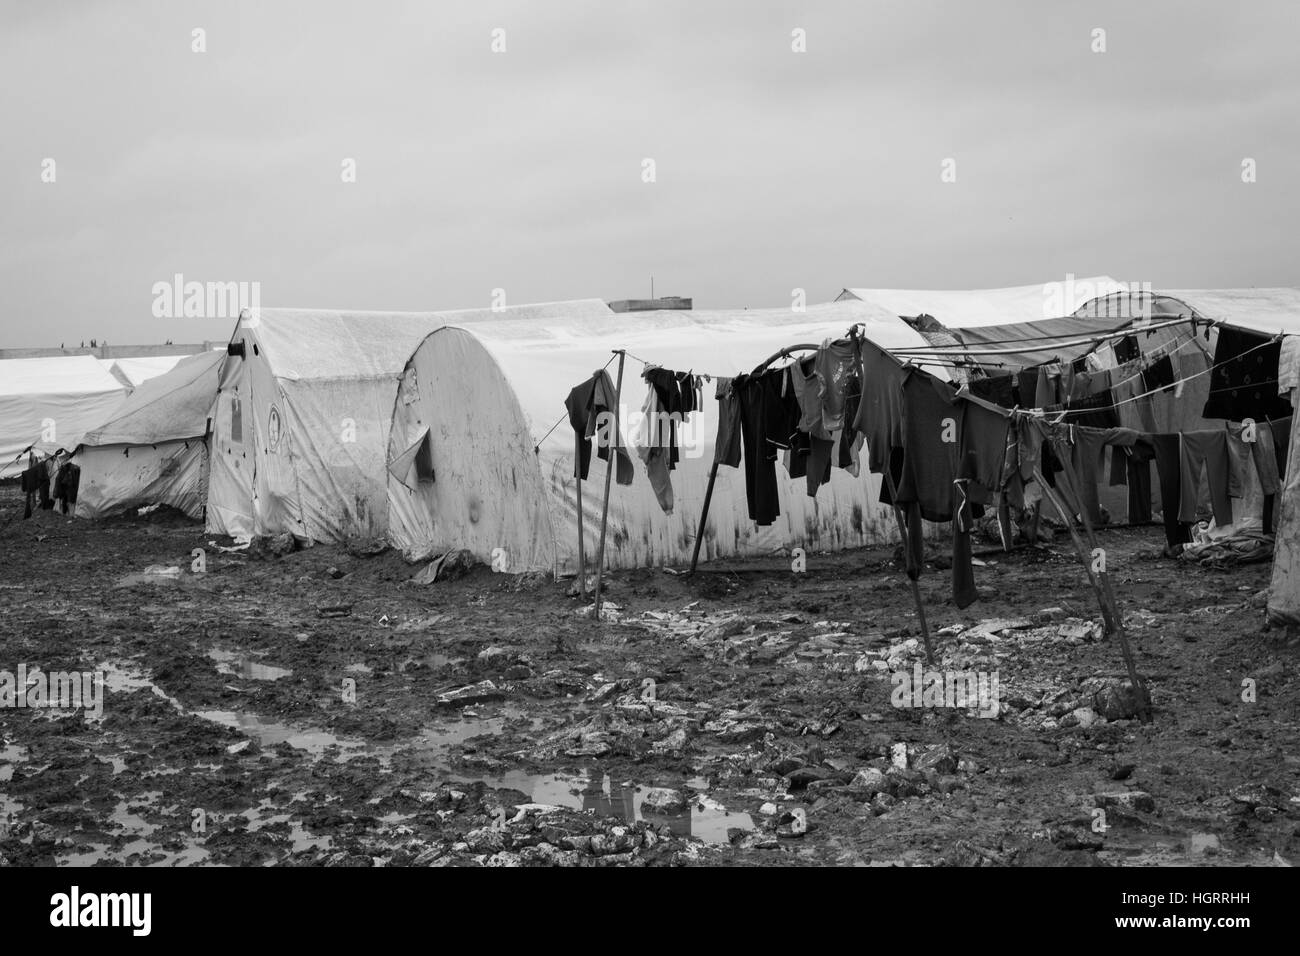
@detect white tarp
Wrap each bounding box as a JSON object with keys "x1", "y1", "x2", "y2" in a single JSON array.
[
  {"x1": 74, "y1": 351, "x2": 224, "y2": 519},
  {"x1": 0, "y1": 356, "x2": 127, "y2": 477}
]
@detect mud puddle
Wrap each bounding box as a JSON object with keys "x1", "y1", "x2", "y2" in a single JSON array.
[
  {"x1": 55, "y1": 796, "x2": 211, "y2": 867},
  {"x1": 206, "y1": 648, "x2": 293, "y2": 681}
]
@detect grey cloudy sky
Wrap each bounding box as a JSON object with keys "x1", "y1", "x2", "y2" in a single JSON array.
[{"x1": 1, "y1": 0, "x2": 1297, "y2": 348}]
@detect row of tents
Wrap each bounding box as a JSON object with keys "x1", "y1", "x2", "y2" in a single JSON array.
[{"x1": 6, "y1": 278, "x2": 1300, "y2": 624}]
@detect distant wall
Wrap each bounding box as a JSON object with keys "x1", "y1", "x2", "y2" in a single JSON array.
[{"x1": 0, "y1": 342, "x2": 221, "y2": 360}]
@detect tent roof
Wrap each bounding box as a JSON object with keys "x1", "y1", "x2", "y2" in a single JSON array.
[
  {"x1": 945, "y1": 314, "x2": 1146, "y2": 369},
  {"x1": 108, "y1": 355, "x2": 193, "y2": 387},
  {"x1": 453, "y1": 299, "x2": 944, "y2": 451},
  {"x1": 81, "y1": 351, "x2": 224, "y2": 447},
  {"x1": 0, "y1": 355, "x2": 127, "y2": 397},
  {"x1": 239, "y1": 299, "x2": 616, "y2": 381},
  {"x1": 840, "y1": 276, "x2": 1123, "y2": 328},
  {"x1": 1159, "y1": 288, "x2": 1300, "y2": 336}
]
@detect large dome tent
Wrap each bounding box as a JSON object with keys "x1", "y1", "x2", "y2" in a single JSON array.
[{"x1": 389, "y1": 300, "x2": 942, "y2": 574}]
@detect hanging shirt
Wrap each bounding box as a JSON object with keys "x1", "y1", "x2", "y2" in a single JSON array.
[
  {"x1": 565, "y1": 370, "x2": 634, "y2": 485},
  {"x1": 1202, "y1": 327, "x2": 1291, "y2": 421},
  {"x1": 713, "y1": 377, "x2": 743, "y2": 468},
  {"x1": 854, "y1": 340, "x2": 908, "y2": 474},
  {"x1": 894, "y1": 371, "x2": 964, "y2": 523},
  {"x1": 1279, "y1": 336, "x2": 1300, "y2": 398},
  {"x1": 814, "y1": 339, "x2": 859, "y2": 434}
]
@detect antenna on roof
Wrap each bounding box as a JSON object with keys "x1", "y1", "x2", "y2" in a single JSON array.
[{"x1": 651, "y1": 275, "x2": 654, "y2": 299}]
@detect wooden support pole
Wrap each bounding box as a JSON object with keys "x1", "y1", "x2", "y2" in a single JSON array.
[
  {"x1": 575, "y1": 429, "x2": 586, "y2": 599},
  {"x1": 1032, "y1": 459, "x2": 1151, "y2": 720},
  {"x1": 881, "y1": 466, "x2": 936, "y2": 665},
  {"x1": 687, "y1": 461, "x2": 720, "y2": 575},
  {"x1": 592, "y1": 351, "x2": 626, "y2": 619}
]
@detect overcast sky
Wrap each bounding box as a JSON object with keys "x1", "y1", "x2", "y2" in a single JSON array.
[{"x1": 1, "y1": 0, "x2": 1297, "y2": 348}]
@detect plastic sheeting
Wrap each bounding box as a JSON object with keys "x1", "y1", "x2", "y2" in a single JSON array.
[
  {"x1": 75, "y1": 440, "x2": 208, "y2": 519},
  {"x1": 0, "y1": 356, "x2": 127, "y2": 477},
  {"x1": 81, "y1": 351, "x2": 222, "y2": 446},
  {"x1": 72, "y1": 351, "x2": 223, "y2": 520}
]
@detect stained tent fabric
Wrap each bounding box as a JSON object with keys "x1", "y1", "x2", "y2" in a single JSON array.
[
  {"x1": 390, "y1": 301, "x2": 944, "y2": 573},
  {"x1": 0, "y1": 355, "x2": 128, "y2": 477},
  {"x1": 73, "y1": 351, "x2": 224, "y2": 519},
  {"x1": 205, "y1": 300, "x2": 616, "y2": 543}
]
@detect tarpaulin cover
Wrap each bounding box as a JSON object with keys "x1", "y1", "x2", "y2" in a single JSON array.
[
  {"x1": 0, "y1": 355, "x2": 127, "y2": 477},
  {"x1": 72, "y1": 351, "x2": 224, "y2": 519}
]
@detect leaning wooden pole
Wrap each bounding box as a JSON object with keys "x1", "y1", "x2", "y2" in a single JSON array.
[
  {"x1": 592, "y1": 351, "x2": 626, "y2": 619},
  {"x1": 575, "y1": 428, "x2": 586, "y2": 599},
  {"x1": 1032, "y1": 459, "x2": 1151, "y2": 720},
  {"x1": 687, "y1": 461, "x2": 720, "y2": 575},
  {"x1": 881, "y1": 466, "x2": 936, "y2": 665}
]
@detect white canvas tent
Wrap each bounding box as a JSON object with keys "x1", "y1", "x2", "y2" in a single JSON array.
[
  {"x1": 388, "y1": 301, "x2": 942, "y2": 573},
  {"x1": 205, "y1": 300, "x2": 616, "y2": 542},
  {"x1": 73, "y1": 350, "x2": 224, "y2": 519},
  {"x1": 206, "y1": 298, "x2": 937, "y2": 573},
  {"x1": 0, "y1": 355, "x2": 128, "y2": 478}
]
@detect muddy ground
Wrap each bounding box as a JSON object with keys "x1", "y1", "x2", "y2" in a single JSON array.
[{"x1": 1, "y1": 483, "x2": 1298, "y2": 868}]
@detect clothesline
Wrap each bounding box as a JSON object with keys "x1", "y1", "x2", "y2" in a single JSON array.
[
  {"x1": 542, "y1": 323, "x2": 1284, "y2": 453},
  {"x1": 1004, "y1": 333, "x2": 1283, "y2": 419},
  {"x1": 1104, "y1": 329, "x2": 1208, "y2": 393}
]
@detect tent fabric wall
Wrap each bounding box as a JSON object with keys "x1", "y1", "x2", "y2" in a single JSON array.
[
  {"x1": 207, "y1": 355, "x2": 255, "y2": 538},
  {"x1": 73, "y1": 351, "x2": 223, "y2": 520},
  {"x1": 75, "y1": 441, "x2": 208, "y2": 519},
  {"x1": 0, "y1": 356, "x2": 128, "y2": 477},
  {"x1": 387, "y1": 327, "x2": 557, "y2": 570},
  {"x1": 455, "y1": 300, "x2": 943, "y2": 573},
  {"x1": 1269, "y1": 399, "x2": 1300, "y2": 624},
  {"x1": 205, "y1": 300, "x2": 615, "y2": 545}
]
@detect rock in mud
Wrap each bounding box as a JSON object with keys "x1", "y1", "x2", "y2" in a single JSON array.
[
  {"x1": 913, "y1": 744, "x2": 959, "y2": 775},
  {"x1": 344, "y1": 536, "x2": 387, "y2": 557},
  {"x1": 651, "y1": 728, "x2": 690, "y2": 756},
  {"x1": 1094, "y1": 790, "x2": 1155, "y2": 813},
  {"x1": 641, "y1": 788, "x2": 689, "y2": 815},
  {"x1": 1091, "y1": 679, "x2": 1148, "y2": 720},
  {"x1": 249, "y1": 533, "x2": 297, "y2": 558},
  {"x1": 436, "y1": 679, "x2": 504, "y2": 707}
]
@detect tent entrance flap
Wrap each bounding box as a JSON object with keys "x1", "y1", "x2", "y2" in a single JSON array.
[{"x1": 389, "y1": 427, "x2": 432, "y2": 490}]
